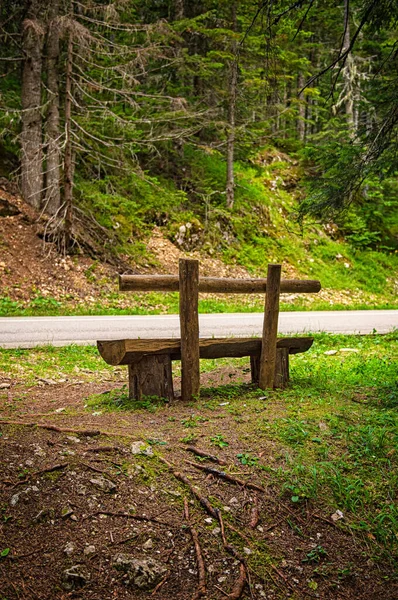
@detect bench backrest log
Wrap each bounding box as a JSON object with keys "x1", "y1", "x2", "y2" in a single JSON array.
[{"x1": 118, "y1": 260, "x2": 321, "y2": 401}]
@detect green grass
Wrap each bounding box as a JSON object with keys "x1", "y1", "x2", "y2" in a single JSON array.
[
  {"x1": 259, "y1": 332, "x2": 398, "y2": 558},
  {"x1": 192, "y1": 332, "x2": 398, "y2": 560},
  {"x1": 0, "y1": 290, "x2": 397, "y2": 317},
  {"x1": 0, "y1": 344, "x2": 114, "y2": 383}
]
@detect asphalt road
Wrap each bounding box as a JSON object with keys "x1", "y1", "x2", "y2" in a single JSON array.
[{"x1": 0, "y1": 310, "x2": 397, "y2": 349}]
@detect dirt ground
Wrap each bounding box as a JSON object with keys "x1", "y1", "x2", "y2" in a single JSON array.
[{"x1": 1, "y1": 366, "x2": 397, "y2": 600}]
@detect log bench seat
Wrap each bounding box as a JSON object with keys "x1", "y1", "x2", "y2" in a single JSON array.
[
  {"x1": 97, "y1": 259, "x2": 321, "y2": 401},
  {"x1": 97, "y1": 336, "x2": 313, "y2": 400}
]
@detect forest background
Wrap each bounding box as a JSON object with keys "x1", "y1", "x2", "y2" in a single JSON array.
[{"x1": 0, "y1": 0, "x2": 397, "y2": 313}]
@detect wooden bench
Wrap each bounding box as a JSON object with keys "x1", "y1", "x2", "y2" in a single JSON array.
[{"x1": 97, "y1": 260, "x2": 321, "y2": 401}]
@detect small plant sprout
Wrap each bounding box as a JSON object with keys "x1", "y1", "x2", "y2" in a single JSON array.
[
  {"x1": 302, "y1": 545, "x2": 328, "y2": 564},
  {"x1": 237, "y1": 453, "x2": 259, "y2": 466},
  {"x1": 210, "y1": 434, "x2": 229, "y2": 449}
]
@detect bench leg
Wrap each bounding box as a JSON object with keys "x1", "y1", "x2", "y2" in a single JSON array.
[
  {"x1": 251, "y1": 348, "x2": 289, "y2": 389},
  {"x1": 274, "y1": 347, "x2": 289, "y2": 388},
  {"x1": 250, "y1": 355, "x2": 260, "y2": 385},
  {"x1": 128, "y1": 355, "x2": 174, "y2": 401}
]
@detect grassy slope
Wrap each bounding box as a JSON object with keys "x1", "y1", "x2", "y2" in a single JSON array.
[
  {"x1": 0, "y1": 145, "x2": 397, "y2": 316},
  {"x1": 45, "y1": 145, "x2": 398, "y2": 310}
]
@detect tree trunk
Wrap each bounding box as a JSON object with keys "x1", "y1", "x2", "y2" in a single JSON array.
[
  {"x1": 226, "y1": 2, "x2": 237, "y2": 210},
  {"x1": 63, "y1": 29, "x2": 74, "y2": 251},
  {"x1": 174, "y1": 0, "x2": 184, "y2": 20},
  {"x1": 44, "y1": 0, "x2": 61, "y2": 216},
  {"x1": 297, "y1": 72, "x2": 306, "y2": 142},
  {"x1": 20, "y1": 1, "x2": 44, "y2": 210},
  {"x1": 306, "y1": 95, "x2": 312, "y2": 136},
  {"x1": 343, "y1": 0, "x2": 355, "y2": 135}
]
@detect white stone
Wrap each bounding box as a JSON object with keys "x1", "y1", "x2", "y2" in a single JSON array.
[
  {"x1": 331, "y1": 509, "x2": 344, "y2": 522},
  {"x1": 130, "y1": 441, "x2": 153, "y2": 456},
  {"x1": 64, "y1": 542, "x2": 76, "y2": 556}
]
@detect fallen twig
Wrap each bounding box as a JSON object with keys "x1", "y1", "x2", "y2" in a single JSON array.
[
  {"x1": 79, "y1": 460, "x2": 117, "y2": 483},
  {"x1": 9, "y1": 548, "x2": 45, "y2": 560},
  {"x1": 85, "y1": 446, "x2": 121, "y2": 453},
  {"x1": 151, "y1": 573, "x2": 169, "y2": 595},
  {"x1": 214, "y1": 584, "x2": 229, "y2": 597},
  {"x1": 312, "y1": 512, "x2": 353, "y2": 535},
  {"x1": 249, "y1": 493, "x2": 259, "y2": 529},
  {"x1": 184, "y1": 498, "x2": 207, "y2": 599},
  {"x1": 271, "y1": 564, "x2": 320, "y2": 599},
  {"x1": 263, "y1": 517, "x2": 284, "y2": 532},
  {"x1": 184, "y1": 446, "x2": 228, "y2": 466},
  {"x1": 185, "y1": 460, "x2": 266, "y2": 493},
  {"x1": 271, "y1": 564, "x2": 297, "y2": 594},
  {"x1": 280, "y1": 502, "x2": 306, "y2": 526}
]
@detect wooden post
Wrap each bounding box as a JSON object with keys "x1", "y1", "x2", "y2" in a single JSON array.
[
  {"x1": 179, "y1": 258, "x2": 200, "y2": 401},
  {"x1": 259, "y1": 264, "x2": 282, "y2": 389}
]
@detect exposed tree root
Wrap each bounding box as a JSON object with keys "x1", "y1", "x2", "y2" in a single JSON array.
[
  {"x1": 184, "y1": 498, "x2": 207, "y2": 599},
  {"x1": 184, "y1": 446, "x2": 228, "y2": 466},
  {"x1": 0, "y1": 420, "x2": 139, "y2": 441},
  {"x1": 217, "y1": 509, "x2": 245, "y2": 563},
  {"x1": 158, "y1": 456, "x2": 250, "y2": 542},
  {"x1": 226, "y1": 563, "x2": 247, "y2": 600},
  {"x1": 159, "y1": 457, "x2": 219, "y2": 518},
  {"x1": 0, "y1": 420, "x2": 101, "y2": 437},
  {"x1": 185, "y1": 460, "x2": 266, "y2": 492},
  {"x1": 217, "y1": 511, "x2": 248, "y2": 599},
  {"x1": 249, "y1": 492, "x2": 259, "y2": 529}
]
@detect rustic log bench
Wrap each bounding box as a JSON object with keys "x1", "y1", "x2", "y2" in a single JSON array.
[{"x1": 97, "y1": 260, "x2": 321, "y2": 401}]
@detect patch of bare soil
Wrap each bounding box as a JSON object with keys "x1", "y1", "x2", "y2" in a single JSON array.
[
  {"x1": 0, "y1": 376, "x2": 397, "y2": 600},
  {"x1": 0, "y1": 188, "x2": 117, "y2": 304}
]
